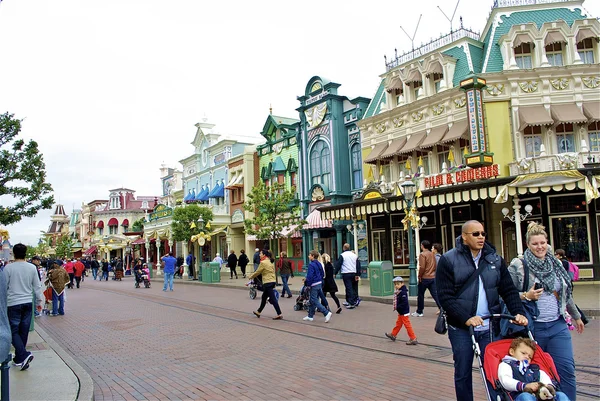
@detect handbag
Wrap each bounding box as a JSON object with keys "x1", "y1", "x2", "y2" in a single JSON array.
[{"x1": 434, "y1": 264, "x2": 485, "y2": 335}]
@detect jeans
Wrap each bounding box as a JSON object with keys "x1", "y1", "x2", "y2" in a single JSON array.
[
  {"x1": 188, "y1": 265, "x2": 195, "y2": 279},
  {"x1": 535, "y1": 318, "x2": 577, "y2": 401},
  {"x1": 281, "y1": 274, "x2": 292, "y2": 297},
  {"x1": 68, "y1": 272, "x2": 74, "y2": 288},
  {"x1": 342, "y1": 273, "x2": 357, "y2": 305},
  {"x1": 417, "y1": 278, "x2": 440, "y2": 313},
  {"x1": 308, "y1": 283, "x2": 329, "y2": 318},
  {"x1": 52, "y1": 289, "x2": 65, "y2": 315},
  {"x1": 75, "y1": 276, "x2": 82, "y2": 288},
  {"x1": 92, "y1": 267, "x2": 98, "y2": 280},
  {"x1": 515, "y1": 392, "x2": 569, "y2": 401},
  {"x1": 7, "y1": 303, "x2": 33, "y2": 364},
  {"x1": 163, "y1": 272, "x2": 174, "y2": 291},
  {"x1": 102, "y1": 271, "x2": 108, "y2": 281},
  {"x1": 448, "y1": 325, "x2": 494, "y2": 401},
  {"x1": 257, "y1": 282, "x2": 281, "y2": 315}
]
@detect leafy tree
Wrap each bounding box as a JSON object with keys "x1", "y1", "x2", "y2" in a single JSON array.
[
  {"x1": 0, "y1": 113, "x2": 54, "y2": 225},
  {"x1": 54, "y1": 235, "x2": 74, "y2": 259},
  {"x1": 131, "y1": 218, "x2": 145, "y2": 232},
  {"x1": 171, "y1": 204, "x2": 213, "y2": 243},
  {"x1": 243, "y1": 182, "x2": 304, "y2": 246}
]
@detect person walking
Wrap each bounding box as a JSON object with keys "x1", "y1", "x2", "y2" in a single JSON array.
[
  {"x1": 64, "y1": 258, "x2": 75, "y2": 289},
  {"x1": 238, "y1": 249, "x2": 249, "y2": 278},
  {"x1": 162, "y1": 252, "x2": 177, "y2": 291},
  {"x1": 101, "y1": 259, "x2": 109, "y2": 281},
  {"x1": 334, "y1": 243, "x2": 359, "y2": 309},
  {"x1": 91, "y1": 258, "x2": 99, "y2": 280},
  {"x1": 45, "y1": 260, "x2": 70, "y2": 316},
  {"x1": 186, "y1": 250, "x2": 196, "y2": 280},
  {"x1": 322, "y1": 253, "x2": 341, "y2": 313},
  {"x1": 5, "y1": 243, "x2": 44, "y2": 370},
  {"x1": 227, "y1": 250, "x2": 238, "y2": 279},
  {"x1": 73, "y1": 258, "x2": 85, "y2": 288},
  {"x1": 303, "y1": 250, "x2": 333, "y2": 323},
  {"x1": 413, "y1": 240, "x2": 440, "y2": 317},
  {"x1": 213, "y1": 253, "x2": 224, "y2": 266},
  {"x1": 248, "y1": 249, "x2": 282, "y2": 320},
  {"x1": 385, "y1": 276, "x2": 418, "y2": 345},
  {"x1": 432, "y1": 243, "x2": 443, "y2": 265},
  {"x1": 507, "y1": 222, "x2": 584, "y2": 401},
  {"x1": 114, "y1": 257, "x2": 124, "y2": 281},
  {"x1": 436, "y1": 220, "x2": 527, "y2": 401},
  {"x1": 276, "y1": 252, "x2": 293, "y2": 298},
  {"x1": 252, "y1": 248, "x2": 260, "y2": 271}
]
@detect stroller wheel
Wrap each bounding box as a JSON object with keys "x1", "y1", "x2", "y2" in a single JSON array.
[
  {"x1": 249, "y1": 288, "x2": 257, "y2": 299},
  {"x1": 293, "y1": 304, "x2": 301, "y2": 311},
  {"x1": 135, "y1": 282, "x2": 140, "y2": 288},
  {"x1": 303, "y1": 304, "x2": 310, "y2": 311}
]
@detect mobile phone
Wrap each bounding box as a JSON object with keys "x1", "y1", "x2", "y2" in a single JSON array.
[{"x1": 534, "y1": 282, "x2": 542, "y2": 290}]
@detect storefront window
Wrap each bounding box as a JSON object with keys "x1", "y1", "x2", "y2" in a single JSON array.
[
  {"x1": 292, "y1": 240, "x2": 302, "y2": 258},
  {"x1": 391, "y1": 214, "x2": 404, "y2": 229},
  {"x1": 371, "y1": 231, "x2": 390, "y2": 262},
  {"x1": 370, "y1": 215, "x2": 387, "y2": 230},
  {"x1": 550, "y1": 215, "x2": 590, "y2": 263},
  {"x1": 548, "y1": 194, "x2": 587, "y2": 214},
  {"x1": 451, "y1": 205, "x2": 471, "y2": 222},
  {"x1": 391, "y1": 229, "x2": 408, "y2": 265}
]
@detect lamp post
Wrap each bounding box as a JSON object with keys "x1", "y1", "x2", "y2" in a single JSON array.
[
  {"x1": 501, "y1": 196, "x2": 533, "y2": 258},
  {"x1": 400, "y1": 178, "x2": 418, "y2": 296},
  {"x1": 414, "y1": 215, "x2": 428, "y2": 266},
  {"x1": 102, "y1": 235, "x2": 110, "y2": 261}
]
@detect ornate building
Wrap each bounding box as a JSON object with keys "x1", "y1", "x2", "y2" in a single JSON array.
[{"x1": 43, "y1": 204, "x2": 70, "y2": 255}]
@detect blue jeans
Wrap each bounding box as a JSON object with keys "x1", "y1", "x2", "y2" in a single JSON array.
[
  {"x1": 163, "y1": 272, "x2": 174, "y2": 291},
  {"x1": 515, "y1": 392, "x2": 569, "y2": 401},
  {"x1": 417, "y1": 278, "x2": 440, "y2": 313},
  {"x1": 448, "y1": 325, "x2": 494, "y2": 401},
  {"x1": 92, "y1": 267, "x2": 98, "y2": 280},
  {"x1": 308, "y1": 283, "x2": 328, "y2": 318},
  {"x1": 52, "y1": 289, "x2": 65, "y2": 315},
  {"x1": 102, "y1": 271, "x2": 108, "y2": 281},
  {"x1": 534, "y1": 318, "x2": 576, "y2": 401},
  {"x1": 281, "y1": 274, "x2": 292, "y2": 297},
  {"x1": 342, "y1": 273, "x2": 357, "y2": 305},
  {"x1": 7, "y1": 303, "x2": 33, "y2": 364}
]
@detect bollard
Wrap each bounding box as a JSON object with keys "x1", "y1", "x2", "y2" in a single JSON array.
[{"x1": 1, "y1": 353, "x2": 11, "y2": 401}]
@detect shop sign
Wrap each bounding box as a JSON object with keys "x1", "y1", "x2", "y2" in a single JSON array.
[
  {"x1": 305, "y1": 90, "x2": 329, "y2": 106},
  {"x1": 213, "y1": 152, "x2": 226, "y2": 165},
  {"x1": 232, "y1": 209, "x2": 244, "y2": 223},
  {"x1": 364, "y1": 191, "x2": 382, "y2": 200},
  {"x1": 149, "y1": 204, "x2": 173, "y2": 221},
  {"x1": 424, "y1": 164, "x2": 500, "y2": 189}
]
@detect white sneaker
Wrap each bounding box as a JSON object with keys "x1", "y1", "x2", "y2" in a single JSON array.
[
  {"x1": 303, "y1": 316, "x2": 314, "y2": 321},
  {"x1": 325, "y1": 312, "x2": 332, "y2": 323},
  {"x1": 411, "y1": 312, "x2": 424, "y2": 317},
  {"x1": 343, "y1": 301, "x2": 350, "y2": 306}
]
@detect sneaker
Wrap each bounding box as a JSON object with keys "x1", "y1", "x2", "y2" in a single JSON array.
[
  {"x1": 20, "y1": 354, "x2": 34, "y2": 371},
  {"x1": 325, "y1": 312, "x2": 332, "y2": 323},
  {"x1": 406, "y1": 339, "x2": 419, "y2": 345},
  {"x1": 355, "y1": 297, "x2": 362, "y2": 306},
  {"x1": 411, "y1": 312, "x2": 424, "y2": 317},
  {"x1": 385, "y1": 333, "x2": 396, "y2": 342},
  {"x1": 49, "y1": 313, "x2": 58, "y2": 316},
  {"x1": 253, "y1": 311, "x2": 261, "y2": 318},
  {"x1": 343, "y1": 301, "x2": 350, "y2": 306},
  {"x1": 345, "y1": 304, "x2": 355, "y2": 309},
  {"x1": 336, "y1": 307, "x2": 342, "y2": 314},
  {"x1": 302, "y1": 316, "x2": 314, "y2": 321}
]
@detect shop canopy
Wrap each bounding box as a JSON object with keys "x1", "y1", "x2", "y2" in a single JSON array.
[
  {"x1": 95, "y1": 221, "x2": 104, "y2": 229},
  {"x1": 495, "y1": 170, "x2": 600, "y2": 204},
  {"x1": 304, "y1": 209, "x2": 332, "y2": 229},
  {"x1": 246, "y1": 224, "x2": 302, "y2": 241},
  {"x1": 108, "y1": 218, "x2": 119, "y2": 226},
  {"x1": 398, "y1": 131, "x2": 426, "y2": 154},
  {"x1": 83, "y1": 246, "x2": 97, "y2": 256},
  {"x1": 196, "y1": 186, "x2": 209, "y2": 201},
  {"x1": 518, "y1": 105, "x2": 554, "y2": 130},
  {"x1": 208, "y1": 182, "x2": 225, "y2": 198},
  {"x1": 420, "y1": 125, "x2": 449, "y2": 148},
  {"x1": 550, "y1": 104, "x2": 587, "y2": 125},
  {"x1": 364, "y1": 142, "x2": 389, "y2": 164},
  {"x1": 379, "y1": 138, "x2": 407, "y2": 159},
  {"x1": 583, "y1": 102, "x2": 600, "y2": 122},
  {"x1": 440, "y1": 120, "x2": 468, "y2": 144},
  {"x1": 131, "y1": 238, "x2": 146, "y2": 245},
  {"x1": 121, "y1": 219, "x2": 129, "y2": 227}
]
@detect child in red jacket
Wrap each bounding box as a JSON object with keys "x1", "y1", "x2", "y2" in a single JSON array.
[{"x1": 385, "y1": 276, "x2": 418, "y2": 345}]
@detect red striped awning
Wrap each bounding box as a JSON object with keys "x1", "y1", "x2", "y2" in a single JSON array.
[
  {"x1": 121, "y1": 219, "x2": 129, "y2": 227},
  {"x1": 304, "y1": 209, "x2": 332, "y2": 229},
  {"x1": 108, "y1": 218, "x2": 118, "y2": 226},
  {"x1": 84, "y1": 246, "x2": 97, "y2": 256},
  {"x1": 95, "y1": 221, "x2": 104, "y2": 229},
  {"x1": 131, "y1": 238, "x2": 145, "y2": 245}
]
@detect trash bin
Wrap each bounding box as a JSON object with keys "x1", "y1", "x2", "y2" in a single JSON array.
[
  {"x1": 202, "y1": 262, "x2": 221, "y2": 283},
  {"x1": 368, "y1": 261, "x2": 394, "y2": 296}
]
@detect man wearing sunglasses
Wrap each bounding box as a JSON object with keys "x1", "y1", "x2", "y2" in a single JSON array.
[{"x1": 436, "y1": 220, "x2": 528, "y2": 401}]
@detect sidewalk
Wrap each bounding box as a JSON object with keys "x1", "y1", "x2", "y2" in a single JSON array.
[{"x1": 0, "y1": 324, "x2": 93, "y2": 401}]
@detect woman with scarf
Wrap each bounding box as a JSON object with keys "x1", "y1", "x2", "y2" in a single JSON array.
[
  {"x1": 508, "y1": 222, "x2": 584, "y2": 401},
  {"x1": 248, "y1": 249, "x2": 283, "y2": 320}
]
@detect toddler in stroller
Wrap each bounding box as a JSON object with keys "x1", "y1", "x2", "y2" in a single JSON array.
[
  {"x1": 246, "y1": 276, "x2": 279, "y2": 303},
  {"x1": 293, "y1": 284, "x2": 310, "y2": 311},
  {"x1": 134, "y1": 264, "x2": 151, "y2": 288}
]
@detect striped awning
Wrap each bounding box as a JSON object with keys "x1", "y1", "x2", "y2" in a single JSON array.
[
  {"x1": 305, "y1": 209, "x2": 332, "y2": 229},
  {"x1": 246, "y1": 224, "x2": 302, "y2": 241}
]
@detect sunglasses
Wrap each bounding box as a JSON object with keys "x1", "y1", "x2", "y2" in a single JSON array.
[{"x1": 465, "y1": 231, "x2": 487, "y2": 237}]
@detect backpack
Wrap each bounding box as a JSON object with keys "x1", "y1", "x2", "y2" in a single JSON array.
[{"x1": 568, "y1": 261, "x2": 579, "y2": 281}]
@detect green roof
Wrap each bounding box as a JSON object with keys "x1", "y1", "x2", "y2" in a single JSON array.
[
  {"x1": 272, "y1": 156, "x2": 287, "y2": 173},
  {"x1": 442, "y1": 46, "x2": 474, "y2": 87},
  {"x1": 364, "y1": 79, "x2": 385, "y2": 119}
]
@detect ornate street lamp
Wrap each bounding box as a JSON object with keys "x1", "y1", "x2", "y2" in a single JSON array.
[
  {"x1": 400, "y1": 177, "x2": 418, "y2": 296},
  {"x1": 502, "y1": 197, "x2": 533, "y2": 257}
]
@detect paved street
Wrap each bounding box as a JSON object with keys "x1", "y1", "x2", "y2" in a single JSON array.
[{"x1": 36, "y1": 277, "x2": 599, "y2": 401}]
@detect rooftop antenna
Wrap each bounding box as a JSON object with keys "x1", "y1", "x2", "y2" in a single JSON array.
[
  {"x1": 400, "y1": 14, "x2": 423, "y2": 54},
  {"x1": 437, "y1": 0, "x2": 461, "y2": 33}
]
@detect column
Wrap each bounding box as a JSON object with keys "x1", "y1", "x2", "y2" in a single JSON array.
[
  {"x1": 156, "y1": 241, "x2": 162, "y2": 276},
  {"x1": 335, "y1": 225, "x2": 343, "y2": 259},
  {"x1": 414, "y1": 225, "x2": 421, "y2": 271},
  {"x1": 181, "y1": 241, "x2": 189, "y2": 279},
  {"x1": 512, "y1": 197, "x2": 524, "y2": 258}
]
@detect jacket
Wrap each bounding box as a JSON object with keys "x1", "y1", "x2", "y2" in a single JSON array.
[
  {"x1": 418, "y1": 249, "x2": 436, "y2": 280},
  {"x1": 305, "y1": 260, "x2": 324, "y2": 287},
  {"x1": 322, "y1": 261, "x2": 338, "y2": 293},
  {"x1": 46, "y1": 267, "x2": 70, "y2": 295},
  {"x1": 253, "y1": 251, "x2": 261, "y2": 265},
  {"x1": 277, "y1": 258, "x2": 293, "y2": 276},
  {"x1": 238, "y1": 253, "x2": 249, "y2": 267},
  {"x1": 436, "y1": 236, "x2": 524, "y2": 330},
  {"x1": 395, "y1": 285, "x2": 410, "y2": 315},
  {"x1": 334, "y1": 251, "x2": 358, "y2": 275},
  {"x1": 74, "y1": 261, "x2": 85, "y2": 277},
  {"x1": 186, "y1": 254, "x2": 195, "y2": 266},
  {"x1": 227, "y1": 253, "x2": 238, "y2": 268},
  {"x1": 249, "y1": 258, "x2": 276, "y2": 284}
]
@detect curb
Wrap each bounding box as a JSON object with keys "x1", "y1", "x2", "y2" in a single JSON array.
[{"x1": 35, "y1": 325, "x2": 94, "y2": 401}]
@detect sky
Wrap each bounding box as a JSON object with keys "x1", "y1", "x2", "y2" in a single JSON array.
[{"x1": 1, "y1": 0, "x2": 598, "y2": 246}]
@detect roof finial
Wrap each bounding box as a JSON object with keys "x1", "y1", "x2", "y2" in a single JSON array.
[{"x1": 269, "y1": 104, "x2": 272, "y2": 115}]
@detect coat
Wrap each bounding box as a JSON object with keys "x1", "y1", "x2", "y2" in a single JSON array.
[
  {"x1": 46, "y1": 267, "x2": 70, "y2": 295},
  {"x1": 322, "y1": 261, "x2": 338, "y2": 293},
  {"x1": 249, "y1": 258, "x2": 276, "y2": 284}
]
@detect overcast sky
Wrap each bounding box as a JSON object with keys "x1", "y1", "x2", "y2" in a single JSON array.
[{"x1": 1, "y1": 0, "x2": 598, "y2": 246}]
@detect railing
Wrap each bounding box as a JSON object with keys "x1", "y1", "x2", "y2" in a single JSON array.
[
  {"x1": 212, "y1": 204, "x2": 228, "y2": 216},
  {"x1": 385, "y1": 27, "x2": 480, "y2": 71},
  {"x1": 508, "y1": 152, "x2": 600, "y2": 176},
  {"x1": 492, "y1": 0, "x2": 570, "y2": 8}
]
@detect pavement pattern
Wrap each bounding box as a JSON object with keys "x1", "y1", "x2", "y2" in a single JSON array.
[{"x1": 37, "y1": 277, "x2": 599, "y2": 401}]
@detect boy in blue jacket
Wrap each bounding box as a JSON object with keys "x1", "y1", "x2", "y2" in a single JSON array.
[{"x1": 385, "y1": 277, "x2": 418, "y2": 345}]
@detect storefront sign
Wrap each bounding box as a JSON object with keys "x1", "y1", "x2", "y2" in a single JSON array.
[
  {"x1": 149, "y1": 204, "x2": 173, "y2": 221},
  {"x1": 232, "y1": 209, "x2": 244, "y2": 223},
  {"x1": 364, "y1": 191, "x2": 383, "y2": 200},
  {"x1": 305, "y1": 90, "x2": 329, "y2": 106},
  {"x1": 424, "y1": 164, "x2": 500, "y2": 189}
]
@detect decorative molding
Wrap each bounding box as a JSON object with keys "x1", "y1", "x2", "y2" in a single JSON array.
[
  {"x1": 454, "y1": 97, "x2": 466, "y2": 108},
  {"x1": 411, "y1": 111, "x2": 423, "y2": 122},
  {"x1": 550, "y1": 78, "x2": 569, "y2": 90},
  {"x1": 432, "y1": 104, "x2": 445, "y2": 116},
  {"x1": 519, "y1": 81, "x2": 538, "y2": 93},
  {"x1": 311, "y1": 186, "x2": 325, "y2": 202},
  {"x1": 392, "y1": 117, "x2": 404, "y2": 128},
  {"x1": 485, "y1": 83, "x2": 504, "y2": 96},
  {"x1": 375, "y1": 123, "x2": 387, "y2": 133},
  {"x1": 582, "y1": 76, "x2": 600, "y2": 89}
]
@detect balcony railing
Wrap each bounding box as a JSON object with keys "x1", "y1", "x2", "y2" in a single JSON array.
[
  {"x1": 385, "y1": 27, "x2": 480, "y2": 71},
  {"x1": 508, "y1": 152, "x2": 600, "y2": 176},
  {"x1": 492, "y1": 0, "x2": 570, "y2": 9},
  {"x1": 212, "y1": 204, "x2": 228, "y2": 216}
]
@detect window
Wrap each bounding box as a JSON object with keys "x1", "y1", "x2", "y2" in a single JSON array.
[
  {"x1": 514, "y1": 43, "x2": 533, "y2": 69},
  {"x1": 97, "y1": 228, "x2": 103, "y2": 235},
  {"x1": 556, "y1": 123, "x2": 575, "y2": 153},
  {"x1": 588, "y1": 122, "x2": 600, "y2": 152},
  {"x1": 550, "y1": 215, "x2": 591, "y2": 263},
  {"x1": 431, "y1": 73, "x2": 443, "y2": 93},
  {"x1": 371, "y1": 231, "x2": 390, "y2": 262},
  {"x1": 351, "y1": 143, "x2": 362, "y2": 189},
  {"x1": 545, "y1": 42, "x2": 563, "y2": 66},
  {"x1": 310, "y1": 140, "x2": 330, "y2": 188},
  {"x1": 290, "y1": 172, "x2": 297, "y2": 189},
  {"x1": 549, "y1": 193, "x2": 587, "y2": 214},
  {"x1": 391, "y1": 230, "x2": 408, "y2": 265},
  {"x1": 109, "y1": 226, "x2": 118, "y2": 235},
  {"x1": 437, "y1": 145, "x2": 451, "y2": 170},
  {"x1": 577, "y1": 38, "x2": 595, "y2": 64},
  {"x1": 412, "y1": 81, "x2": 423, "y2": 100},
  {"x1": 123, "y1": 226, "x2": 129, "y2": 233},
  {"x1": 524, "y1": 126, "x2": 542, "y2": 157},
  {"x1": 416, "y1": 151, "x2": 429, "y2": 175},
  {"x1": 277, "y1": 174, "x2": 284, "y2": 185}
]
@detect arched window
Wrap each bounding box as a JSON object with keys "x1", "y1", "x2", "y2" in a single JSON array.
[
  {"x1": 310, "y1": 141, "x2": 331, "y2": 188},
  {"x1": 351, "y1": 143, "x2": 362, "y2": 189}
]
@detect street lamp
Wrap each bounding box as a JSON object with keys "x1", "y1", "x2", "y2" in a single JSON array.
[
  {"x1": 501, "y1": 197, "x2": 533, "y2": 258},
  {"x1": 197, "y1": 215, "x2": 205, "y2": 231},
  {"x1": 400, "y1": 177, "x2": 418, "y2": 296}
]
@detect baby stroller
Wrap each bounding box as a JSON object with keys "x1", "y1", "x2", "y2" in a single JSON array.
[
  {"x1": 293, "y1": 285, "x2": 310, "y2": 311},
  {"x1": 248, "y1": 277, "x2": 279, "y2": 303},
  {"x1": 473, "y1": 314, "x2": 560, "y2": 401},
  {"x1": 42, "y1": 285, "x2": 53, "y2": 315},
  {"x1": 134, "y1": 268, "x2": 151, "y2": 288}
]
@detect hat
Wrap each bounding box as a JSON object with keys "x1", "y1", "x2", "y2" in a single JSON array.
[
  {"x1": 392, "y1": 276, "x2": 404, "y2": 282},
  {"x1": 53, "y1": 260, "x2": 63, "y2": 266},
  {"x1": 31, "y1": 256, "x2": 41, "y2": 261}
]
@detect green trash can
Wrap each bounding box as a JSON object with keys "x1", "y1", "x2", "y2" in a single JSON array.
[
  {"x1": 202, "y1": 262, "x2": 221, "y2": 283},
  {"x1": 368, "y1": 261, "x2": 394, "y2": 297}
]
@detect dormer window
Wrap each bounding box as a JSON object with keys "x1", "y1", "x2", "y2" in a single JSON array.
[
  {"x1": 109, "y1": 192, "x2": 121, "y2": 210},
  {"x1": 431, "y1": 73, "x2": 444, "y2": 93},
  {"x1": 545, "y1": 42, "x2": 564, "y2": 66},
  {"x1": 412, "y1": 81, "x2": 423, "y2": 101},
  {"x1": 577, "y1": 38, "x2": 595, "y2": 64},
  {"x1": 514, "y1": 42, "x2": 533, "y2": 69}
]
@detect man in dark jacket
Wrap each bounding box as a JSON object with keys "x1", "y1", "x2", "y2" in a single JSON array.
[
  {"x1": 227, "y1": 250, "x2": 238, "y2": 279},
  {"x1": 186, "y1": 251, "x2": 196, "y2": 280},
  {"x1": 436, "y1": 220, "x2": 527, "y2": 401},
  {"x1": 252, "y1": 248, "x2": 260, "y2": 271}
]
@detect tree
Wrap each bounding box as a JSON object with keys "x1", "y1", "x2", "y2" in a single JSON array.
[
  {"x1": 171, "y1": 205, "x2": 214, "y2": 243},
  {"x1": 131, "y1": 218, "x2": 145, "y2": 232},
  {"x1": 0, "y1": 113, "x2": 54, "y2": 225},
  {"x1": 243, "y1": 182, "x2": 304, "y2": 245},
  {"x1": 54, "y1": 235, "x2": 74, "y2": 259}
]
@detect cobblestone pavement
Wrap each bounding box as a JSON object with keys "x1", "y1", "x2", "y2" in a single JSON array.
[{"x1": 37, "y1": 278, "x2": 599, "y2": 401}]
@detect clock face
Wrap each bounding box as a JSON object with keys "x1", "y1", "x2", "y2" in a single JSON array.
[{"x1": 311, "y1": 82, "x2": 322, "y2": 93}]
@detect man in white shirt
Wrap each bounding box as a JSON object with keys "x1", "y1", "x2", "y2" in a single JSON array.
[{"x1": 334, "y1": 243, "x2": 359, "y2": 309}]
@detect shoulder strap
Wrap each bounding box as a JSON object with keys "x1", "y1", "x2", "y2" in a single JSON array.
[
  {"x1": 456, "y1": 263, "x2": 485, "y2": 298},
  {"x1": 521, "y1": 257, "x2": 529, "y2": 292}
]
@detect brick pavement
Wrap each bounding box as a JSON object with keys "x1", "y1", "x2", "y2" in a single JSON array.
[{"x1": 37, "y1": 277, "x2": 599, "y2": 401}]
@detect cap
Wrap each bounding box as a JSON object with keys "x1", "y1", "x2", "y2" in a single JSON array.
[
  {"x1": 31, "y1": 256, "x2": 41, "y2": 261},
  {"x1": 392, "y1": 276, "x2": 404, "y2": 282},
  {"x1": 53, "y1": 260, "x2": 63, "y2": 266}
]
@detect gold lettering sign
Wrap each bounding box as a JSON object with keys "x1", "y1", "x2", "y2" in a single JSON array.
[
  {"x1": 484, "y1": 156, "x2": 493, "y2": 163},
  {"x1": 477, "y1": 78, "x2": 487, "y2": 85},
  {"x1": 466, "y1": 156, "x2": 479, "y2": 164},
  {"x1": 364, "y1": 192, "x2": 382, "y2": 200},
  {"x1": 460, "y1": 78, "x2": 474, "y2": 86}
]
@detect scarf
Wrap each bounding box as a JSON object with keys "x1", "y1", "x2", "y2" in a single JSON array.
[
  {"x1": 523, "y1": 249, "x2": 572, "y2": 295},
  {"x1": 393, "y1": 288, "x2": 400, "y2": 311}
]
